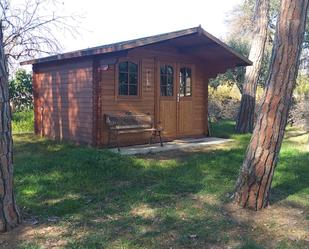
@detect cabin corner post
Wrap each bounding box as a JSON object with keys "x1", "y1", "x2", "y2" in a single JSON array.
[
  {"x1": 154, "y1": 56, "x2": 159, "y2": 128},
  {"x1": 32, "y1": 64, "x2": 40, "y2": 135},
  {"x1": 204, "y1": 74, "x2": 210, "y2": 136},
  {"x1": 92, "y1": 57, "x2": 101, "y2": 147}
]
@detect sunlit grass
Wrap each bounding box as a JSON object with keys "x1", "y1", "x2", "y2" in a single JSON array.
[
  {"x1": 12, "y1": 110, "x2": 34, "y2": 133},
  {"x1": 9, "y1": 120, "x2": 309, "y2": 249}
]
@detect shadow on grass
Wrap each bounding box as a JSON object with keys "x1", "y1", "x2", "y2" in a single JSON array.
[
  {"x1": 12, "y1": 133, "x2": 250, "y2": 248},
  {"x1": 271, "y1": 150, "x2": 309, "y2": 207},
  {"x1": 11, "y1": 125, "x2": 309, "y2": 248},
  {"x1": 211, "y1": 120, "x2": 309, "y2": 208}
]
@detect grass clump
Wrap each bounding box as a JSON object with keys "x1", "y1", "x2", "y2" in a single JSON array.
[{"x1": 12, "y1": 110, "x2": 34, "y2": 133}]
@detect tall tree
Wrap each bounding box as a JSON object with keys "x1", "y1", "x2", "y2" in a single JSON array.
[
  {"x1": 235, "y1": 0, "x2": 270, "y2": 133},
  {"x1": 0, "y1": 0, "x2": 79, "y2": 232},
  {"x1": 0, "y1": 21, "x2": 21, "y2": 232},
  {"x1": 234, "y1": 0, "x2": 309, "y2": 210}
]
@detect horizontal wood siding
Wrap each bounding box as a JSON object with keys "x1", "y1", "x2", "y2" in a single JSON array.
[
  {"x1": 33, "y1": 59, "x2": 94, "y2": 144},
  {"x1": 32, "y1": 41, "x2": 213, "y2": 147},
  {"x1": 99, "y1": 55, "x2": 156, "y2": 145},
  {"x1": 193, "y1": 63, "x2": 207, "y2": 135},
  {"x1": 98, "y1": 44, "x2": 209, "y2": 146}
]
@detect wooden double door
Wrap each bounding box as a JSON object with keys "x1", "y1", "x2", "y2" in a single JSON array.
[{"x1": 157, "y1": 61, "x2": 194, "y2": 138}]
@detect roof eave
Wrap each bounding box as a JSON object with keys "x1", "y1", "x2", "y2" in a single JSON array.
[
  {"x1": 21, "y1": 27, "x2": 200, "y2": 66},
  {"x1": 20, "y1": 26, "x2": 252, "y2": 66},
  {"x1": 200, "y1": 29, "x2": 252, "y2": 66}
]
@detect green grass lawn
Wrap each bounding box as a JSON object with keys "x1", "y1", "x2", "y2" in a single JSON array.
[{"x1": 3, "y1": 116, "x2": 309, "y2": 249}]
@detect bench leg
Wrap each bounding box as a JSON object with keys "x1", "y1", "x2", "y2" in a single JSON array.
[
  {"x1": 149, "y1": 131, "x2": 155, "y2": 145},
  {"x1": 149, "y1": 134, "x2": 152, "y2": 145},
  {"x1": 107, "y1": 131, "x2": 111, "y2": 148},
  {"x1": 158, "y1": 131, "x2": 163, "y2": 147},
  {"x1": 115, "y1": 132, "x2": 120, "y2": 152}
]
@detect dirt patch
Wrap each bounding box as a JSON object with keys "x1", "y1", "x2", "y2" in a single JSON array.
[
  {"x1": 224, "y1": 202, "x2": 309, "y2": 248},
  {"x1": 0, "y1": 223, "x2": 68, "y2": 249},
  {"x1": 130, "y1": 203, "x2": 157, "y2": 219},
  {"x1": 1, "y1": 201, "x2": 308, "y2": 249}
]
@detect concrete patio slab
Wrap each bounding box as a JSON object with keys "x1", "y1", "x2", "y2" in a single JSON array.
[{"x1": 109, "y1": 137, "x2": 232, "y2": 155}]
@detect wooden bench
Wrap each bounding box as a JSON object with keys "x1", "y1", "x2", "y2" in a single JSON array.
[{"x1": 105, "y1": 112, "x2": 163, "y2": 151}]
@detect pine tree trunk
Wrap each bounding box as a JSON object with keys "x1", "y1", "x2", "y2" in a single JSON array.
[
  {"x1": 235, "y1": 0, "x2": 269, "y2": 133},
  {"x1": 0, "y1": 22, "x2": 21, "y2": 232},
  {"x1": 235, "y1": 0, "x2": 309, "y2": 210}
]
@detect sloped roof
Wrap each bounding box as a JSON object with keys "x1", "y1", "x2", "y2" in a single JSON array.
[{"x1": 21, "y1": 26, "x2": 252, "y2": 66}]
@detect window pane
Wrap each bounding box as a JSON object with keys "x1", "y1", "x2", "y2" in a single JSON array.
[
  {"x1": 185, "y1": 85, "x2": 192, "y2": 96},
  {"x1": 180, "y1": 68, "x2": 185, "y2": 76},
  {"x1": 180, "y1": 72, "x2": 184, "y2": 96},
  {"x1": 167, "y1": 75, "x2": 173, "y2": 85},
  {"x1": 119, "y1": 72, "x2": 128, "y2": 85},
  {"x1": 129, "y1": 62, "x2": 138, "y2": 73},
  {"x1": 118, "y1": 61, "x2": 139, "y2": 96},
  {"x1": 119, "y1": 83, "x2": 128, "y2": 95},
  {"x1": 180, "y1": 67, "x2": 192, "y2": 97},
  {"x1": 167, "y1": 66, "x2": 173, "y2": 75},
  {"x1": 160, "y1": 75, "x2": 166, "y2": 85},
  {"x1": 186, "y1": 68, "x2": 192, "y2": 77},
  {"x1": 129, "y1": 73, "x2": 138, "y2": 85},
  {"x1": 186, "y1": 68, "x2": 192, "y2": 96},
  {"x1": 179, "y1": 81, "x2": 185, "y2": 97},
  {"x1": 160, "y1": 66, "x2": 166, "y2": 74},
  {"x1": 119, "y1": 62, "x2": 128, "y2": 72},
  {"x1": 160, "y1": 86, "x2": 167, "y2": 96},
  {"x1": 167, "y1": 85, "x2": 173, "y2": 96},
  {"x1": 129, "y1": 84, "x2": 138, "y2": 95},
  {"x1": 160, "y1": 65, "x2": 173, "y2": 96}
]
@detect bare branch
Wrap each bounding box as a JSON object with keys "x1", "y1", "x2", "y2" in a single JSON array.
[{"x1": 0, "y1": 0, "x2": 81, "y2": 70}]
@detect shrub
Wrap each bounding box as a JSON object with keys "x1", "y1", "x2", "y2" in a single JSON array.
[
  {"x1": 12, "y1": 111, "x2": 34, "y2": 133},
  {"x1": 288, "y1": 75, "x2": 309, "y2": 129},
  {"x1": 208, "y1": 85, "x2": 241, "y2": 121},
  {"x1": 9, "y1": 69, "x2": 33, "y2": 112}
]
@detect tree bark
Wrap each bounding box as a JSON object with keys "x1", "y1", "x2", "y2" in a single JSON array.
[
  {"x1": 234, "y1": 0, "x2": 309, "y2": 210},
  {"x1": 235, "y1": 0, "x2": 269, "y2": 133},
  {"x1": 0, "y1": 21, "x2": 21, "y2": 232}
]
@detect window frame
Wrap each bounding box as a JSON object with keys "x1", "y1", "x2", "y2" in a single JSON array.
[
  {"x1": 179, "y1": 66, "x2": 193, "y2": 97},
  {"x1": 159, "y1": 64, "x2": 175, "y2": 98},
  {"x1": 116, "y1": 58, "x2": 141, "y2": 100}
]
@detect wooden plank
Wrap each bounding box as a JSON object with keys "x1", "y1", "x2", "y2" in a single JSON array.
[{"x1": 159, "y1": 100, "x2": 177, "y2": 137}]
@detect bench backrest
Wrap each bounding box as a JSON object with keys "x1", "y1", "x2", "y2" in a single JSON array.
[{"x1": 105, "y1": 113, "x2": 153, "y2": 130}]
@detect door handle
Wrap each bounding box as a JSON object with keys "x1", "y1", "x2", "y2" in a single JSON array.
[{"x1": 177, "y1": 93, "x2": 180, "y2": 102}]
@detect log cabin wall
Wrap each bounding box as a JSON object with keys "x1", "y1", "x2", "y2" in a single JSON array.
[
  {"x1": 33, "y1": 58, "x2": 94, "y2": 145},
  {"x1": 97, "y1": 44, "x2": 210, "y2": 146},
  {"x1": 32, "y1": 45, "x2": 211, "y2": 147},
  {"x1": 29, "y1": 27, "x2": 251, "y2": 147}
]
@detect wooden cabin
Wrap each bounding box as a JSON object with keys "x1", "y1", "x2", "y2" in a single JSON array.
[{"x1": 22, "y1": 26, "x2": 251, "y2": 147}]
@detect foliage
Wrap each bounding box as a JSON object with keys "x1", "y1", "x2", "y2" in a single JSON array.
[
  {"x1": 227, "y1": 0, "x2": 280, "y2": 42},
  {"x1": 226, "y1": 0, "x2": 309, "y2": 85},
  {"x1": 12, "y1": 110, "x2": 34, "y2": 133},
  {"x1": 208, "y1": 85, "x2": 241, "y2": 121},
  {"x1": 7, "y1": 120, "x2": 308, "y2": 248},
  {"x1": 287, "y1": 75, "x2": 309, "y2": 129},
  {"x1": 209, "y1": 39, "x2": 249, "y2": 92},
  {"x1": 208, "y1": 84, "x2": 266, "y2": 122},
  {"x1": 9, "y1": 69, "x2": 33, "y2": 111},
  {"x1": 0, "y1": 0, "x2": 80, "y2": 69},
  {"x1": 295, "y1": 74, "x2": 309, "y2": 95},
  {"x1": 210, "y1": 38, "x2": 271, "y2": 93}
]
